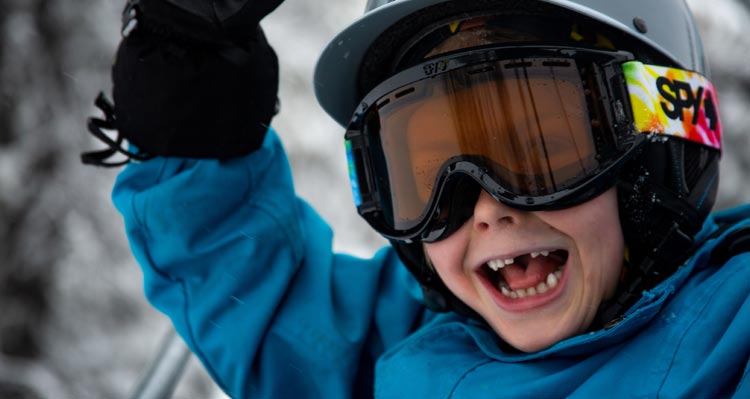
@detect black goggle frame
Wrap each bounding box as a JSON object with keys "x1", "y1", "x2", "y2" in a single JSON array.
[{"x1": 345, "y1": 45, "x2": 647, "y2": 243}]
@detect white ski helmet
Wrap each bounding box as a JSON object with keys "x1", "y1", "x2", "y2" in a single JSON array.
[{"x1": 315, "y1": 0, "x2": 707, "y2": 127}]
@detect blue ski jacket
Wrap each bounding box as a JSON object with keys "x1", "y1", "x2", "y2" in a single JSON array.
[{"x1": 113, "y1": 128, "x2": 750, "y2": 398}]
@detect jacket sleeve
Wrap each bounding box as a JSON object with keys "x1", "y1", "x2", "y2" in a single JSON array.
[{"x1": 112, "y1": 128, "x2": 426, "y2": 398}]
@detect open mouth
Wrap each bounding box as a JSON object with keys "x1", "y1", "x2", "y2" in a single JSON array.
[{"x1": 481, "y1": 250, "x2": 569, "y2": 300}]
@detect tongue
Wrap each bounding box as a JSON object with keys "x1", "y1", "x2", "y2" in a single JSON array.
[{"x1": 500, "y1": 257, "x2": 559, "y2": 291}]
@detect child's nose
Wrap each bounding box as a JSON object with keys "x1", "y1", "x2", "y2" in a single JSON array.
[{"x1": 472, "y1": 190, "x2": 523, "y2": 233}]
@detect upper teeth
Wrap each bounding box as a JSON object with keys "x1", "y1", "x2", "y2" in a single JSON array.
[
  {"x1": 488, "y1": 258, "x2": 514, "y2": 271},
  {"x1": 530, "y1": 251, "x2": 549, "y2": 258},
  {"x1": 487, "y1": 251, "x2": 551, "y2": 271}
]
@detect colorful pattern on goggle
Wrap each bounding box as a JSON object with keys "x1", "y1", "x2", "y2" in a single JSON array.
[
  {"x1": 346, "y1": 140, "x2": 363, "y2": 207},
  {"x1": 623, "y1": 61, "x2": 721, "y2": 150}
]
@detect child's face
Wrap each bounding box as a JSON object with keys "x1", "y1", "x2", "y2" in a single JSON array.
[{"x1": 424, "y1": 187, "x2": 624, "y2": 352}]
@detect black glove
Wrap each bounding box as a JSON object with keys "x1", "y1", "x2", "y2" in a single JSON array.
[{"x1": 83, "y1": 0, "x2": 283, "y2": 166}]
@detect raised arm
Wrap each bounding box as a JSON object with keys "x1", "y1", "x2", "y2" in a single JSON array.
[{"x1": 90, "y1": 1, "x2": 426, "y2": 397}]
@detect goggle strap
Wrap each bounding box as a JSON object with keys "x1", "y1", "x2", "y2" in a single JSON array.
[{"x1": 623, "y1": 61, "x2": 721, "y2": 150}]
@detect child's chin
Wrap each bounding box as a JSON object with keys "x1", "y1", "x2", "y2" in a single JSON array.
[
  {"x1": 488, "y1": 319, "x2": 576, "y2": 353},
  {"x1": 502, "y1": 333, "x2": 562, "y2": 353}
]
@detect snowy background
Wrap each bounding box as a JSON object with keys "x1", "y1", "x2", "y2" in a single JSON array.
[{"x1": 0, "y1": 0, "x2": 747, "y2": 397}]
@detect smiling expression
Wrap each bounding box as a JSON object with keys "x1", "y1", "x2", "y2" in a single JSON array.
[{"x1": 424, "y1": 187, "x2": 624, "y2": 352}]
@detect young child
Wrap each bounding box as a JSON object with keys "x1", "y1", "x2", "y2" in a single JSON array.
[{"x1": 86, "y1": 0, "x2": 749, "y2": 397}]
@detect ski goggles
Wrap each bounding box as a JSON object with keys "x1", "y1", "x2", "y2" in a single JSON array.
[{"x1": 345, "y1": 46, "x2": 721, "y2": 242}]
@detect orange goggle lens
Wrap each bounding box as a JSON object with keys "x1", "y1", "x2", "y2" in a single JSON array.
[{"x1": 367, "y1": 57, "x2": 602, "y2": 230}]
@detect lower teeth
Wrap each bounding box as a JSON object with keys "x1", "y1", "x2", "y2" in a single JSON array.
[{"x1": 499, "y1": 269, "x2": 563, "y2": 299}]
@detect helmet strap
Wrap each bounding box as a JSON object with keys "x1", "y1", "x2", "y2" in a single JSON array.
[
  {"x1": 595, "y1": 219, "x2": 693, "y2": 328},
  {"x1": 597, "y1": 140, "x2": 719, "y2": 327}
]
